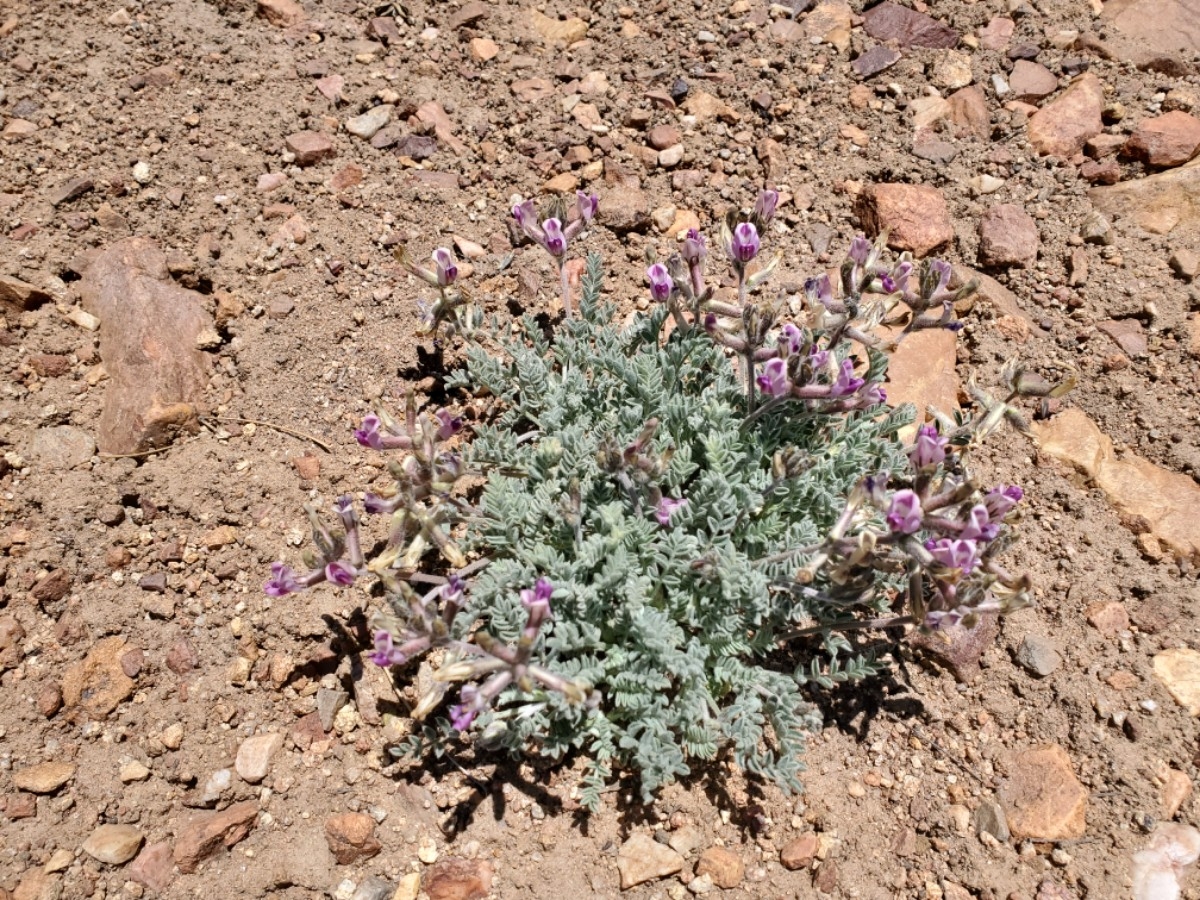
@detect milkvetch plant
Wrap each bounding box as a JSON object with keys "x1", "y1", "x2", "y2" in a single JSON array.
[{"x1": 267, "y1": 191, "x2": 1032, "y2": 809}]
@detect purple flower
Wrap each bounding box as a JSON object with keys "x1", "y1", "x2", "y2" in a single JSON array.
[
  {"x1": 808, "y1": 347, "x2": 830, "y2": 370},
  {"x1": 730, "y1": 222, "x2": 760, "y2": 264},
  {"x1": 646, "y1": 263, "x2": 673, "y2": 303},
  {"x1": 325, "y1": 560, "x2": 356, "y2": 586},
  {"x1": 756, "y1": 358, "x2": 791, "y2": 398},
  {"x1": 264, "y1": 562, "x2": 302, "y2": 597},
  {"x1": 449, "y1": 684, "x2": 482, "y2": 732},
  {"x1": 334, "y1": 495, "x2": 354, "y2": 516},
  {"x1": 880, "y1": 274, "x2": 897, "y2": 293},
  {"x1": 961, "y1": 505, "x2": 999, "y2": 542},
  {"x1": 805, "y1": 274, "x2": 834, "y2": 309},
  {"x1": 682, "y1": 229, "x2": 707, "y2": 265},
  {"x1": 354, "y1": 414, "x2": 383, "y2": 450},
  {"x1": 778, "y1": 323, "x2": 803, "y2": 356},
  {"x1": 432, "y1": 248, "x2": 457, "y2": 287},
  {"x1": 910, "y1": 424, "x2": 947, "y2": 470},
  {"x1": 512, "y1": 198, "x2": 537, "y2": 229},
  {"x1": 848, "y1": 235, "x2": 871, "y2": 265},
  {"x1": 542, "y1": 218, "x2": 566, "y2": 257},
  {"x1": 363, "y1": 493, "x2": 391, "y2": 515},
  {"x1": 886, "y1": 490, "x2": 923, "y2": 534},
  {"x1": 370, "y1": 630, "x2": 407, "y2": 667},
  {"x1": 858, "y1": 382, "x2": 886, "y2": 406},
  {"x1": 926, "y1": 538, "x2": 979, "y2": 573},
  {"x1": 576, "y1": 191, "x2": 598, "y2": 222},
  {"x1": 829, "y1": 359, "x2": 865, "y2": 398},
  {"x1": 655, "y1": 496, "x2": 688, "y2": 527},
  {"x1": 983, "y1": 485, "x2": 1023, "y2": 519},
  {"x1": 435, "y1": 408, "x2": 463, "y2": 441},
  {"x1": 923, "y1": 608, "x2": 966, "y2": 631},
  {"x1": 520, "y1": 577, "x2": 554, "y2": 616},
  {"x1": 891, "y1": 261, "x2": 913, "y2": 295},
  {"x1": 754, "y1": 189, "x2": 779, "y2": 223},
  {"x1": 442, "y1": 574, "x2": 465, "y2": 602}
]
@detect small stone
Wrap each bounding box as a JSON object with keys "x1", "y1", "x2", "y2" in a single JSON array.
[
  {"x1": 652, "y1": 206, "x2": 677, "y2": 232},
  {"x1": 44, "y1": 848, "x2": 74, "y2": 873},
  {"x1": 1162, "y1": 769, "x2": 1193, "y2": 819},
  {"x1": 658, "y1": 144, "x2": 684, "y2": 167},
  {"x1": 235, "y1": 732, "x2": 283, "y2": 784},
  {"x1": 201, "y1": 769, "x2": 232, "y2": 804},
  {"x1": 978, "y1": 16, "x2": 1015, "y2": 50},
  {"x1": 0, "y1": 275, "x2": 52, "y2": 315},
  {"x1": 130, "y1": 843, "x2": 174, "y2": 892},
  {"x1": 120, "y1": 760, "x2": 151, "y2": 783},
  {"x1": 616, "y1": 833, "x2": 684, "y2": 889},
  {"x1": 909, "y1": 612, "x2": 999, "y2": 682},
  {"x1": 668, "y1": 824, "x2": 703, "y2": 856},
  {"x1": 293, "y1": 454, "x2": 320, "y2": 480},
  {"x1": 36, "y1": 684, "x2": 62, "y2": 718},
  {"x1": 1097, "y1": 319, "x2": 1148, "y2": 357},
  {"x1": 1085, "y1": 600, "x2": 1130, "y2": 635},
  {"x1": 768, "y1": 18, "x2": 803, "y2": 41},
  {"x1": 780, "y1": 833, "x2": 818, "y2": 870},
  {"x1": 978, "y1": 204, "x2": 1040, "y2": 268},
  {"x1": 597, "y1": 183, "x2": 650, "y2": 234},
  {"x1": 1081, "y1": 158, "x2": 1121, "y2": 185},
  {"x1": 998, "y1": 744, "x2": 1088, "y2": 840},
  {"x1": 1170, "y1": 248, "x2": 1200, "y2": 281},
  {"x1": 542, "y1": 173, "x2": 579, "y2": 194},
  {"x1": 30, "y1": 568, "x2": 73, "y2": 604},
  {"x1": 13, "y1": 761, "x2": 75, "y2": 794},
  {"x1": 1008, "y1": 61, "x2": 1058, "y2": 103},
  {"x1": 974, "y1": 800, "x2": 1011, "y2": 842},
  {"x1": 257, "y1": 0, "x2": 304, "y2": 27},
  {"x1": 530, "y1": 9, "x2": 587, "y2": 44},
  {"x1": 285, "y1": 131, "x2": 335, "y2": 166},
  {"x1": 814, "y1": 858, "x2": 839, "y2": 894},
  {"x1": 351, "y1": 876, "x2": 394, "y2": 900},
  {"x1": 931, "y1": 51, "x2": 973, "y2": 90},
  {"x1": 173, "y1": 801, "x2": 258, "y2": 873},
  {"x1": 393, "y1": 872, "x2": 422, "y2": 900},
  {"x1": 28, "y1": 426, "x2": 95, "y2": 470},
  {"x1": 49, "y1": 176, "x2": 94, "y2": 206},
  {"x1": 83, "y1": 824, "x2": 144, "y2": 865},
  {"x1": 1028, "y1": 73, "x2": 1104, "y2": 158},
  {"x1": 61, "y1": 636, "x2": 135, "y2": 717},
  {"x1": 696, "y1": 847, "x2": 744, "y2": 889},
  {"x1": 1155, "y1": 648, "x2": 1200, "y2": 715},
  {"x1": 201, "y1": 525, "x2": 237, "y2": 549},
  {"x1": 688, "y1": 873, "x2": 714, "y2": 894},
  {"x1": 852, "y1": 45, "x2": 901, "y2": 78},
  {"x1": 855, "y1": 183, "x2": 953, "y2": 257},
  {"x1": 161, "y1": 723, "x2": 184, "y2": 750},
  {"x1": 424, "y1": 858, "x2": 493, "y2": 900},
  {"x1": 325, "y1": 812, "x2": 381, "y2": 865},
  {"x1": 1080, "y1": 210, "x2": 1113, "y2": 245},
  {"x1": 648, "y1": 124, "x2": 681, "y2": 150},
  {"x1": 1015, "y1": 634, "x2": 1063, "y2": 677},
  {"x1": 862, "y1": 1, "x2": 958, "y2": 48},
  {"x1": 345, "y1": 105, "x2": 393, "y2": 140},
  {"x1": 1124, "y1": 111, "x2": 1200, "y2": 168},
  {"x1": 469, "y1": 38, "x2": 499, "y2": 61},
  {"x1": 165, "y1": 639, "x2": 198, "y2": 675}
]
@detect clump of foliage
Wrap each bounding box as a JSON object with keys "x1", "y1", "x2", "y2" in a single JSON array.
[{"x1": 267, "y1": 191, "x2": 1033, "y2": 810}]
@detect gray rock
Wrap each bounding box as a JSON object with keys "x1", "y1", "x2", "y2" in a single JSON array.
[
  {"x1": 201, "y1": 768, "x2": 232, "y2": 804},
  {"x1": 973, "y1": 800, "x2": 1011, "y2": 842},
  {"x1": 351, "y1": 877, "x2": 394, "y2": 900},
  {"x1": 345, "y1": 105, "x2": 393, "y2": 140},
  {"x1": 1016, "y1": 634, "x2": 1062, "y2": 677},
  {"x1": 317, "y1": 688, "x2": 349, "y2": 733},
  {"x1": 28, "y1": 426, "x2": 96, "y2": 470}
]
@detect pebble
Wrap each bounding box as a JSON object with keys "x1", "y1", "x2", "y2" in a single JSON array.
[
  {"x1": 235, "y1": 732, "x2": 283, "y2": 784},
  {"x1": 201, "y1": 769, "x2": 232, "y2": 804},
  {"x1": 616, "y1": 833, "x2": 683, "y2": 889},
  {"x1": 780, "y1": 832, "x2": 818, "y2": 870},
  {"x1": 82, "y1": 824, "x2": 144, "y2": 865},
  {"x1": 284, "y1": 131, "x2": 336, "y2": 166},
  {"x1": 424, "y1": 858, "x2": 493, "y2": 900},
  {"x1": 345, "y1": 105, "x2": 393, "y2": 140},
  {"x1": 120, "y1": 760, "x2": 151, "y2": 783},
  {"x1": 998, "y1": 744, "x2": 1088, "y2": 840},
  {"x1": 325, "y1": 812, "x2": 381, "y2": 864},
  {"x1": 1008, "y1": 61, "x2": 1058, "y2": 103},
  {"x1": 1124, "y1": 111, "x2": 1200, "y2": 168},
  {"x1": 351, "y1": 876, "x2": 394, "y2": 900},
  {"x1": 13, "y1": 761, "x2": 76, "y2": 794},
  {"x1": 1027, "y1": 72, "x2": 1104, "y2": 157},
  {"x1": 695, "y1": 846, "x2": 744, "y2": 888},
  {"x1": 978, "y1": 203, "x2": 1040, "y2": 268},
  {"x1": 1154, "y1": 648, "x2": 1200, "y2": 715},
  {"x1": 174, "y1": 801, "x2": 259, "y2": 873},
  {"x1": 974, "y1": 800, "x2": 1011, "y2": 841},
  {"x1": 658, "y1": 144, "x2": 684, "y2": 167}
]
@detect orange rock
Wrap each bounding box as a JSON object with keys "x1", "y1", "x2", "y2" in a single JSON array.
[
  {"x1": 173, "y1": 801, "x2": 259, "y2": 873},
  {"x1": 854, "y1": 183, "x2": 954, "y2": 257},
  {"x1": 998, "y1": 744, "x2": 1088, "y2": 840},
  {"x1": 1124, "y1": 111, "x2": 1200, "y2": 168},
  {"x1": 1028, "y1": 73, "x2": 1104, "y2": 158},
  {"x1": 324, "y1": 812, "x2": 381, "y2": 865},
  {"x1": 884, "y1": 327, "x2": 959, "y2": 440},
  {"x1": 256, "y1": 0, "x2": 304, "y2": 27}
]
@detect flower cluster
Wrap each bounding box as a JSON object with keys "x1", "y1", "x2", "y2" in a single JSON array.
[
  {"x1": 264, "y1": 496, "x2": 363, "y2": 596},
  {"x1": 512, "y1": 191, "x2": 598, "y2": 318}
]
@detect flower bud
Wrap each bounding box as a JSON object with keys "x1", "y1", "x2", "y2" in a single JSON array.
[
  {"x1": 755, "y1": 357, "x2": 791, "y2": 398},
  {"x1": 542, "y1": 218, "x2": 566, "y2": 256},
  {"x1": 646, "y1": 263, "x2": 673, "y2": 303},
  {"x1": 886, "y1": 489, "x2": 923, "y2": 534},
  {"x1": 730, "y1": 222, "x2": 760, "y2": 263},
  {"x1": 753, "y1": 188, "x2": 779, "y2": 223},
  {"x1": 432, "y1": 247, "x2": 458, "y2": 287}
]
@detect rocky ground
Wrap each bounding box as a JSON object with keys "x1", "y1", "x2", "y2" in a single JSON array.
[{"x1": 3, "y1": 0, "x2": 1200, "y2": 897}]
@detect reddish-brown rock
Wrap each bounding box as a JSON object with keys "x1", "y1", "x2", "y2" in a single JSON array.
[
  {"x1": 978, "y1": 204, "x2": 1040, "y2": 267},
  {"x1": 1009, "y1": 60, "x2": 1059, "y2": 103},
  {"x1": 61, "y1": 636, "x2": 136, "y2": 717},
  {"x1": 257, "y1": 0, "x2": 304, "y2": 27},
  {"x1": 855, "y1": 183, "x2": 954, "y2": 257},
  {"x1": 1085, "y1": 600, "x2": 1130, "y2": 635},
  {"x1": 284, "y1": 131, "x2": 335, "y2": 166},
  {"x1": 1081, "y1": 158, "x2": 1121, "y2": 184},
  {"x1": 780, "y1": 833, "x2": 819, "y2": 870},
  {"x1": 0, "y1": 275, "x2": 52, "y2": 317},
  {"x1": 173, "y1": 801, "x2": 259, "y2": 873},
  {"x1": 977, "y1": 16, "x2": 1014, "y2": 50},
  {"x1": 909, "y1": 613, "x2": 999, "y2": 682},
  {"x1": 130, "y1": 842, "x2": 174, "y2": 892},
  {"x1": 1124, "y1": 111, "x2": 1200, "y2": 168},
  {"x1": 425, "y1": 858, "x2": 495, "y2": 900},
  {"x1": 948, "y1": 86, "x2": 989, "y2": 139},
  {"x1": 647, "y1": 124, "x2": 681, "y2": 151},
  {"x1": 324, "y1": 812, "x2": 381, "y2": 865},
  {"x1": 79, "y1": 238, "x2": 213, "y2": 455},
  {"x1": 30, "y1": 568, "x2": 72, "y2": 604},
  {"x1": 696, "y1": 846, "x2": 745, "y2": 888},
  {"x1": 862, "y1": 1, "x2": 958, "y2": 47},
  {"x1": 1027, "y1": 73, "x2": 1104, "y2": 158}
]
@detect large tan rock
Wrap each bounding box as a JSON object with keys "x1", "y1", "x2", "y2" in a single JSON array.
[
  {"x1": 0, "y1": 275, "x2": 52, "y2": 316},
  {"x1": 616, "y1": 833, "x2": 683, "y2": 889},
  {"x1": 256, "y1": 0, "x2": 304, "y2": 27},
  {"x1": 79, "y1": 238, "x2": 212, "y2": 455},
  {"x1": 1101, "y1": 0, "x2": 1200, "y2": 74},
  {"x1": 1032, "y1": 408, "x2": 1200, "y2": 561},
  {"x1": 854, "y1": 183, "x2": 954, "y2": 256},
  {"x1": 1124, "y1": 111, "x2": 1200, "y2": 168},
  {"x1": 1027, "y1": 73, "x2": 1104, "y2": 158},
  {"x1": 999, "y1": 744, "x2": 1088, "y2": 840},
  {"x1": 884, "y1": 327, "x2": 959, "y2": 440},
  {"x1": 1154, "y1": 648, "x2": 1200, "y2": 715},
  {"x1": 1091, "y1": 156, "x2": 1200, "y2": 235}
]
